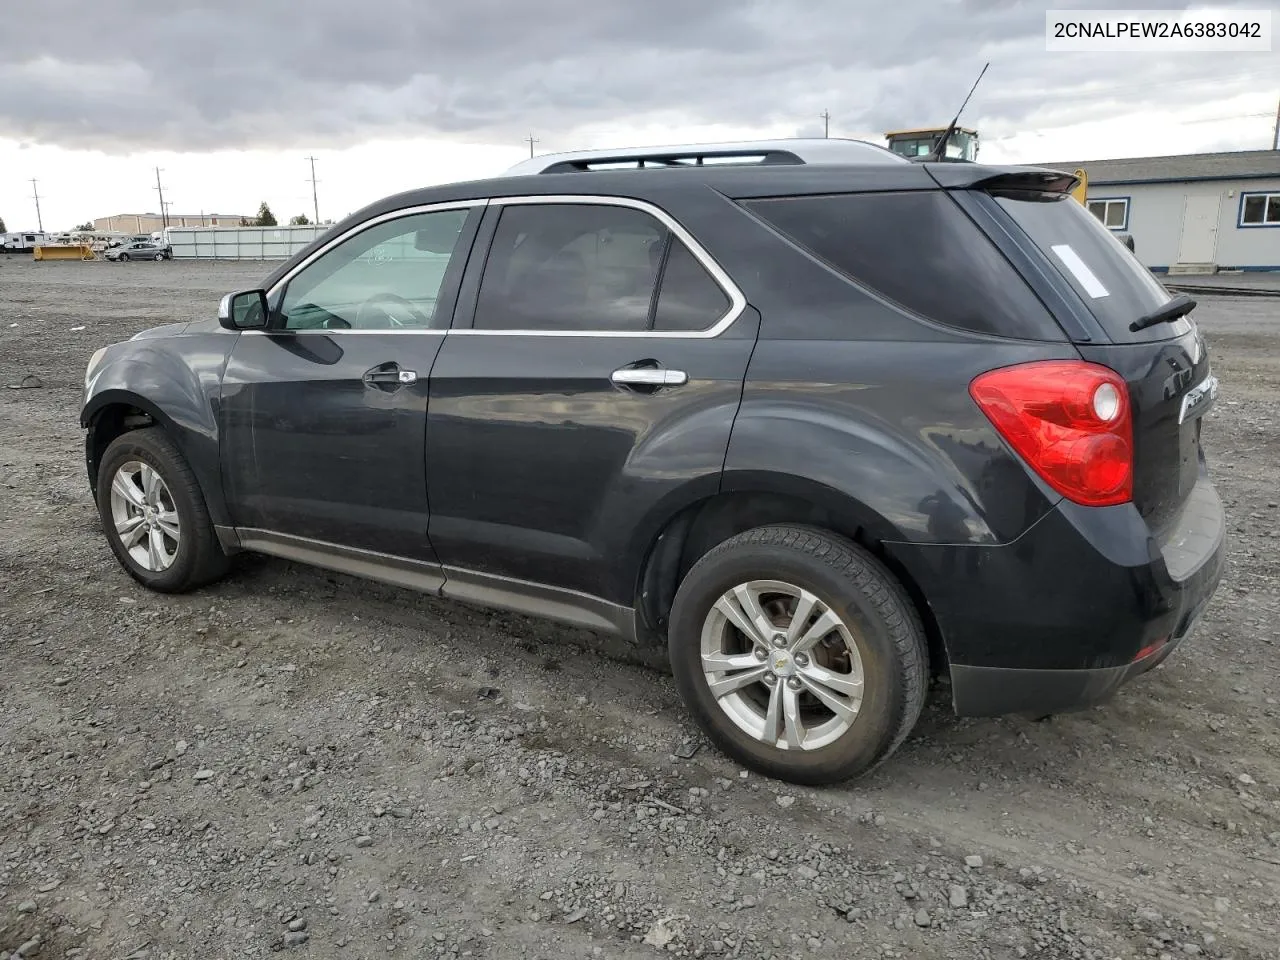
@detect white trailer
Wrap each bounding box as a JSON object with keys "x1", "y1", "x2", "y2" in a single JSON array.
[{"x1": 1, "y1": 232, "x2": 48, "y2": 252}]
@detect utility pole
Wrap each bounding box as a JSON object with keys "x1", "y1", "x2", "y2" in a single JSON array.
[
  {"x1": 154, "y1": 167, "x2": 168, "y2": 229},
  {"x1": 30, "y1": 178, "x2": 43, "y2": 232},
  {"x1": 525, "y1": 134, "x2": 539, "y2": 158},
  {"x1": 1273, "y1": 97, "x2": 1280, "y2": 150},
  {"x1": 821, "y1": 110, "x2": 831, "y2": 138},
  {"x1": 305, "y1": 156, "x2": 320, "y2": 223}
]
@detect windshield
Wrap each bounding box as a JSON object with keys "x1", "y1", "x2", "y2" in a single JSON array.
[{"x1": 994, "y1": 191, "x2": 1189, "y2": 344}]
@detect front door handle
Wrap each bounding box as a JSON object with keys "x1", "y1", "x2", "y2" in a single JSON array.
[
  {"x1": 363, "y1": 362, "x2": 417, "y2": 389},
  {"x1": 610, "y1": 366, "x2": 688, "y2": 388}
]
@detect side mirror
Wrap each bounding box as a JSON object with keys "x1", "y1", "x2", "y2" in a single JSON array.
[
  {"x1": 414, "y1": 223, "x2": 461, "y2": 254},
  {"x1": 218, "y1": 289, "x2": 270, "y2": 330}
]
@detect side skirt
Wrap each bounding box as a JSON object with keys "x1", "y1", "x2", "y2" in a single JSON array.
[{"x1": 232, "y1": 527, "x2": 637, "y2": 641}]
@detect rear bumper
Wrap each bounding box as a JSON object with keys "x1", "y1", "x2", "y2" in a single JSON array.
[
  {"x1": 948, "y1": 611, "x2": 1198, "y2": 717},
  {"x1": 889, "y1": 472, "x2": 1225, "y2": 717}
]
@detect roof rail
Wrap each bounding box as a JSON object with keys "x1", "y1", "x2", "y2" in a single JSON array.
[{"x1": 503, "y1": 138, "x2": 908, "y2": 176}]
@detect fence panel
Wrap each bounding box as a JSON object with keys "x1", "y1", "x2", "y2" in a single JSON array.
[{"x1": 167, "y1": 225, "x2": 328, "y2": 260}]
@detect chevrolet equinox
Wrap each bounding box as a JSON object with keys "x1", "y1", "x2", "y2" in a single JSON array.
[{"x1": 81, "y1": 138, "x2": 1225, "y2": 784}]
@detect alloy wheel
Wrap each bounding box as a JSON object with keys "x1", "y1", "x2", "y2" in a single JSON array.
[
  {"x1": 700, "y1": 579, "x2": 865, "y2": 750},
  {"x1": 109, "y1": 460, "x2": 180, "y2": 571}
]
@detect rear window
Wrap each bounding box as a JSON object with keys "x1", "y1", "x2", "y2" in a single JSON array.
[
  {"x1": 743, "y1": 191, "x2": 1062, "y2": 340},
  {"x1": 994, "y1": 191, "x2": 1188, "y2": 344}
]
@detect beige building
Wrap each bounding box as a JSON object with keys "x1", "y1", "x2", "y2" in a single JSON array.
[{"x1": 94, "y1": 212, "x2": 254, "y2": 233}]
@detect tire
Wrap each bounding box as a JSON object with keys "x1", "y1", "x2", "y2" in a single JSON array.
[
  {"x1": 668, "y1": 525, "x2": 928, "y2": 785},
  {"x1": 118, "y1": 253, "x2": 130, "y2": 262},
  {"x1": 95, "y1": 427, "x2": 230, "y2": 592},
  {"x1": 153, "y1": 252, "x2": 164, "y2": 261}
]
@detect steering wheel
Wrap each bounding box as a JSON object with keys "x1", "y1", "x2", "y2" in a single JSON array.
[{"x1": 354, "y1": 293, "x2": 430, "y2": 329}]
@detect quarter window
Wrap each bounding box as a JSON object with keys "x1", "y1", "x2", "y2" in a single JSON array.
[
  {"x1": 1086, "y1": 198, "x2": 1129, "y2": 230},
  {"x1": 653, "y1": 238, "x2": 731, "y2": 332},
  {"x1": 745, "y1": 191, "x2": 1059, "y2": 340},
  {"x1": 278, "y1": 208, "x2": 471, "y2": 330},
  {"x1": 1240, "y1": 192, "x2": 1280, "y2": 226}
]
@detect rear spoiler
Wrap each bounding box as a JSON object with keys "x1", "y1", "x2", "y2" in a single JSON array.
[{"x1": 923, "y1": 164, "x2": 1080, "y2": 195}]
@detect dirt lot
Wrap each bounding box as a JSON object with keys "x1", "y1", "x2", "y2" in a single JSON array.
[{"x1": 2, "y1": 255, "x2": 1278, "y2": 960}]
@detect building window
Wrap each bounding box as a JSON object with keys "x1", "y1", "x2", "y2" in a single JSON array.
[
  {"x1": 1239, "y1": 192, "x2": 1280, "y2": 227},
  {"x1": 1086, "y1": 198, "x2": 1129, "y2": 230}
]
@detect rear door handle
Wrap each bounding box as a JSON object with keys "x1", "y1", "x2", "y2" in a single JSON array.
[{"x1": 610, "y1": 367, "x2": 688, "y2": 387}]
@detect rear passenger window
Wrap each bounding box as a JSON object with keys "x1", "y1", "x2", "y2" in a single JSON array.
[
  {"x1": 653, "y1": 240, "x2": 731, "y2": 332},
  {"x1": 744, "y1": 192, "x2": 1059, "y2": 340},
  {"x1": 474, "y1": 203, "x2": 665, "y2": 332}
]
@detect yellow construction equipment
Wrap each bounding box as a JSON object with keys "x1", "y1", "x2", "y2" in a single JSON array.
[
  {"x1": 33, "y1": 244, "x2": 95, "y2": 261},
  {"x1": 1069, "y1": 168, "x2": 1088, "y2": 206}
]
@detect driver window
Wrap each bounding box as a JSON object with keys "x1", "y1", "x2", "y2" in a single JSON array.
[{"x1": 278, "y1": 208, "x2": 471, "y2": 331}]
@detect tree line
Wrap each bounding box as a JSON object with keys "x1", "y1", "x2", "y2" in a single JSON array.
[{"x1": 240, "y1": 203, "x2": 315, "y2": 227}]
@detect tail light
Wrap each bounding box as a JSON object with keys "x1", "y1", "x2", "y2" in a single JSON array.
[
  {"x1": 970, "y1": 360, "x2": 1133, "y2": 507},
  {"x1": 1133, "y1": 637, "x2": 1168, "y2": 662}
]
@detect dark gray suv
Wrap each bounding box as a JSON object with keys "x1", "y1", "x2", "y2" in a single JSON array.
[{"x1": 81, "y1": 138, "x2": 1224, "y2": 785}]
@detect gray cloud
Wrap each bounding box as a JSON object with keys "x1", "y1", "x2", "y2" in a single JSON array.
[{"x1": 0, "y1": 0, "x2": 1274, "y2": 153}]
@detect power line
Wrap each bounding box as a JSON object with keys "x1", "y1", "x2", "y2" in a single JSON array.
[
  {"x1": 305, "y1": 156, "x2": 320, "y2": 224},
  {"x1": 975, "y1": 69, "x2": 1278, "y2": 108},
  {"x1": 30, "y1": 178, "x2": 43, "y2": 233},
  {"x1": 1182, "y1": 112, "x2": 1274, "y2": 124},
  {"x1": 985, "y1": 108, "x2": 1277, "y2": 143}
]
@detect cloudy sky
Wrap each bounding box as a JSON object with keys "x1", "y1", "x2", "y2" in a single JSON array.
[{"x1": 1, "y1": 0, "x2": 1277, "y2": 231}]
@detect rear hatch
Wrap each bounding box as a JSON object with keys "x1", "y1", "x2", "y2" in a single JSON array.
[{"x1": 990, "y1": 189, "x2": 1216, "y2": 543}]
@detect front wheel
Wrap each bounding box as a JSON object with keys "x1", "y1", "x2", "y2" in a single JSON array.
[
  {"x1": 153, "y1": 252, "x2": 164, "y2": 261},
  {"x1": 668, "y1": 525, "x2": 928, "y2": 785},
  {"x1": 118, "y1": 253, "x2": 130, "y2": 262},
  {"x1": 96, "y1": 427, "x2": 230, "y2": 592}
]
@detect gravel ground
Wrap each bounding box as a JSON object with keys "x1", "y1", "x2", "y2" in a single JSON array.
[{"x1": 2, "y1": 255, "x2": 1278, "y2": 960}]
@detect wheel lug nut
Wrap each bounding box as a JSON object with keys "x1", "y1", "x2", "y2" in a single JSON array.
[
  {"x1": 763, "y1": 672, "x2": 777, "y2": 685},
  {"x1": 754, "y1": 647, "x2": 768, "y2": 661},
  {"x1": 787, "y1": 677, "x2": 802, "y2": 691},
  {"x1": 794, "y1": 653, "x2": 809, "y2": 666},
  {"x1": 772, "y1": 634, "x2": 787, "y2": 648}
]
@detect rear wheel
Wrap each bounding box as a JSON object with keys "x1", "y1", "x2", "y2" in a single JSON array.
[
  {"x1": 118, "y1": 253, "x2": 130, "y2": 262},
  {"x1": 669, "y1": 525, "x2": 928, "y2": 785},
  {"x1": 153, "y1": 252, "x2": 164, "y2": 261},
  {"x1": 96, "y1": 427, "x2": 230, "y2": 592}
]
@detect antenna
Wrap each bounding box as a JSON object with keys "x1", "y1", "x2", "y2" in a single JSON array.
[{"x1": 924, "y1": 61, "x2": 989, "y2": 163}]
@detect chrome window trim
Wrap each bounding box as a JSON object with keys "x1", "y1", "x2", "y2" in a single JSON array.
[
  {"x1": 453, "y1": 194, "x2": 746, "y2": 339},
  {"x1": 254, "y1": 194, "x2": 744, "y2": 340}
]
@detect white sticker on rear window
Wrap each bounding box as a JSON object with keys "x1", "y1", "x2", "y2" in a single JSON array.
[{"x1": 1051, "y1": 244, "x2": 1110, "y2": 299}]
